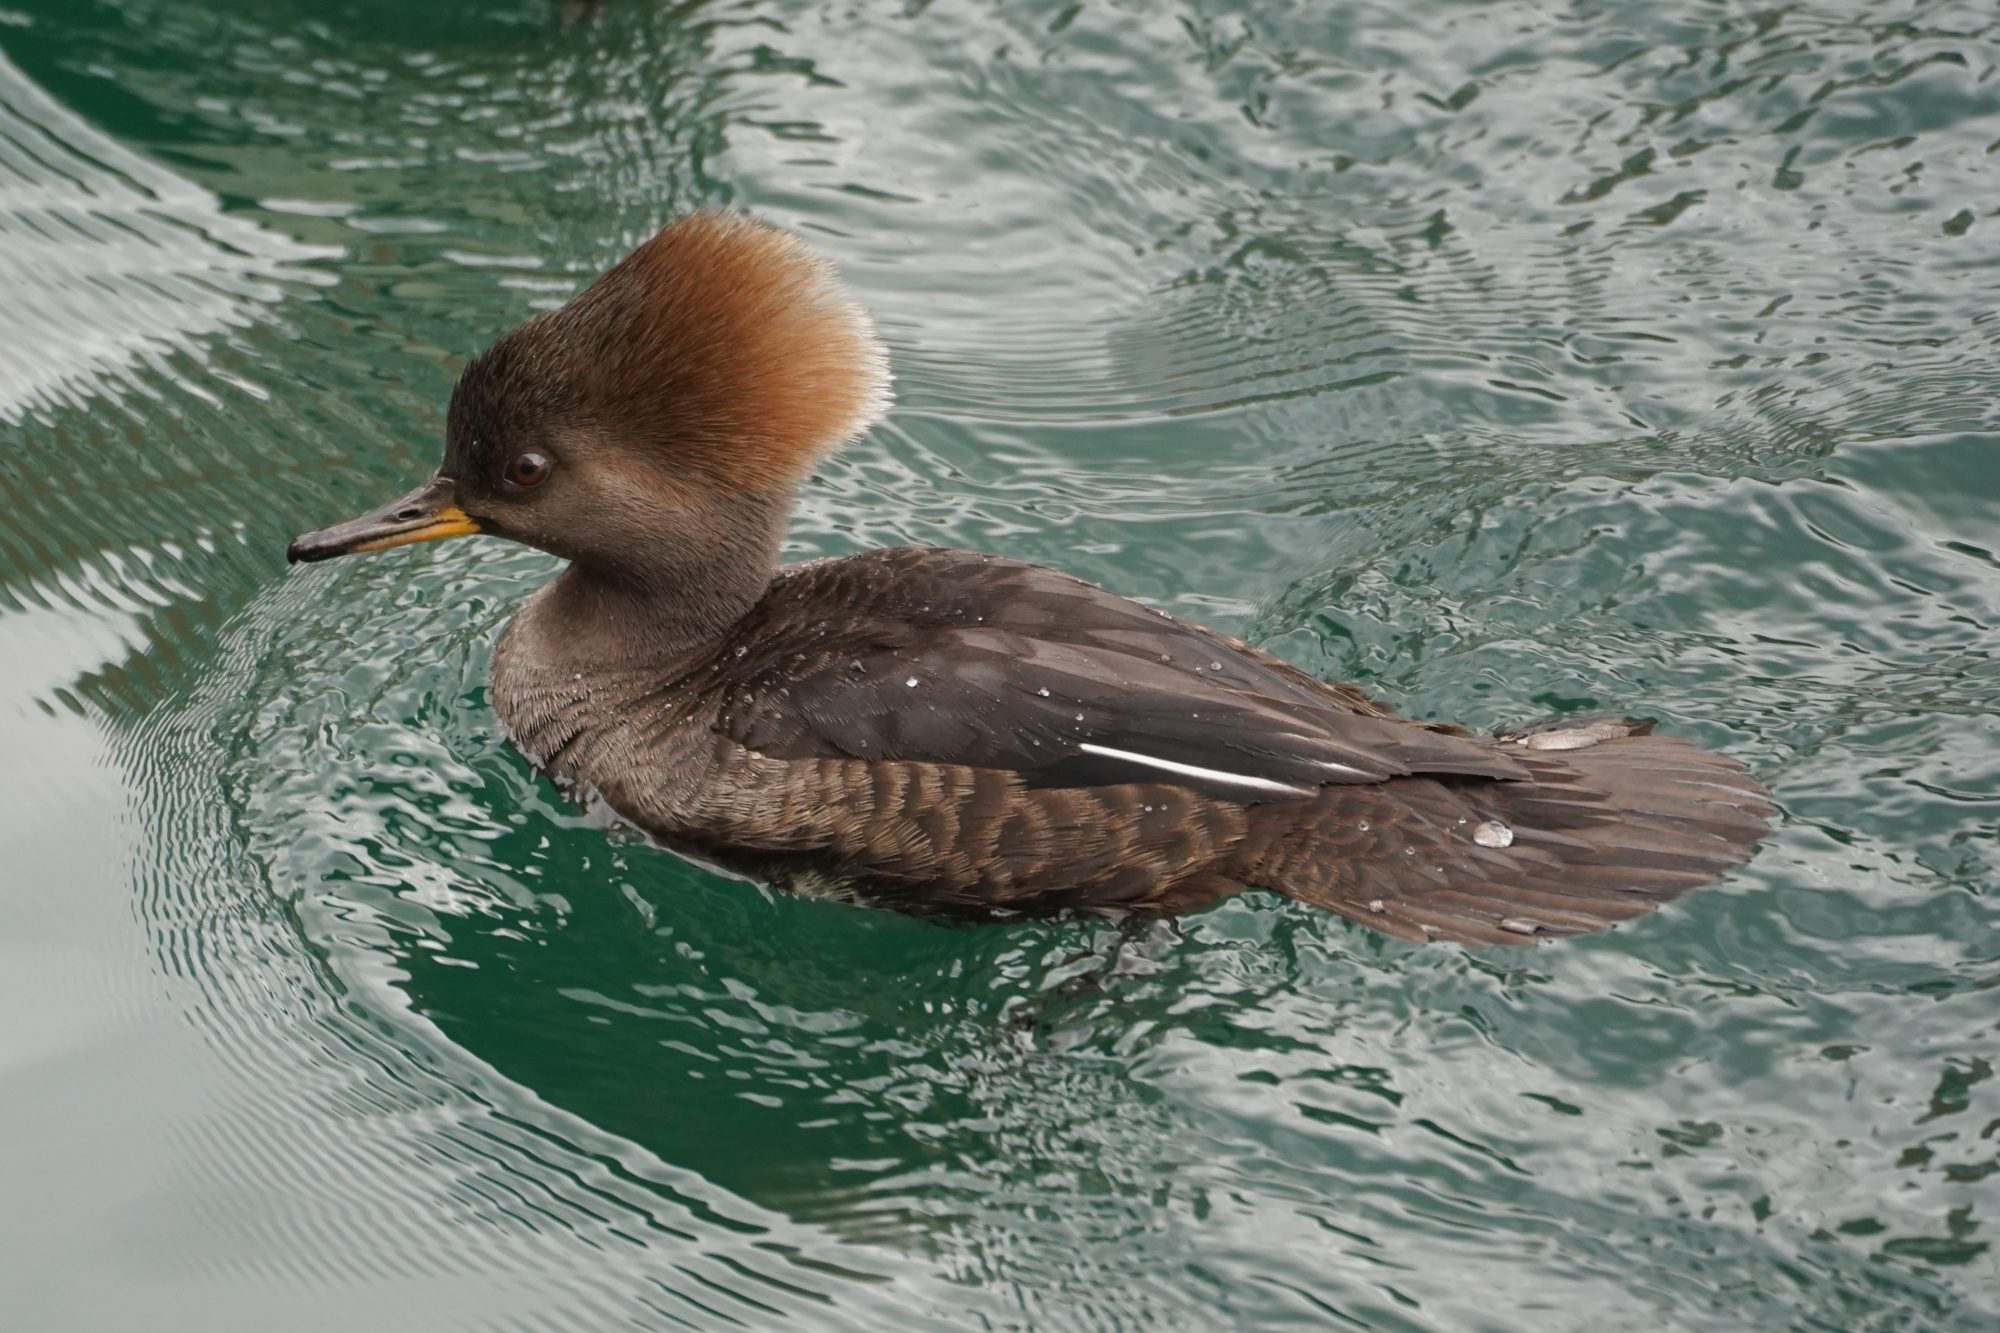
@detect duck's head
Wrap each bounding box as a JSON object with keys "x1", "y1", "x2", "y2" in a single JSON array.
[{"x1": 287, "y1": 213, "x2": 890, "y2": 586}]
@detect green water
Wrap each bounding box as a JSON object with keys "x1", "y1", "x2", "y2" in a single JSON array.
[{"x1": 2, "y1": 0, "x2": 1996, "y2": 1327}]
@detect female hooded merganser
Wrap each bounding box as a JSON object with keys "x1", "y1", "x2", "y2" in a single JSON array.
[{"x1": 289, "y1": 214, "x2": 1770, "y2": 945}]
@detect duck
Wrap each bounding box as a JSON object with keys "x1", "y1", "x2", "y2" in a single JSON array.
[{"x1": 288, "y1": 213, "x2": 1770, "y2": 946}]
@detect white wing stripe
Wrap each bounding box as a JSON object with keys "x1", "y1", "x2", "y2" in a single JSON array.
[
  {"x1": 1077, "y1": 743, "x2": 1314, "y2": 798},
  {"x1": 1273, "y1": 731, "x2": 1376, "y2": 781},
  {"x1": 1316, "y1": 760, "x2": 1374, "y2": 780}
]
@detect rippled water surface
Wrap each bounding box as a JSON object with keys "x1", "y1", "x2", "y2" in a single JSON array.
[{"x1": 3, "y1": 1, "x2": 1997, "y2": 1327}]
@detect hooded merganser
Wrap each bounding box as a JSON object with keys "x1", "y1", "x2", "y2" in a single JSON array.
[{"x1": 288, "y1": 214, "x2": 1770, "y2": 945}]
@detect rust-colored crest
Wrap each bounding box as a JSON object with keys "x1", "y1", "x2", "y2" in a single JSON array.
[{"x1": 488, "y1": 213, "x2": 891, "y2": 491}]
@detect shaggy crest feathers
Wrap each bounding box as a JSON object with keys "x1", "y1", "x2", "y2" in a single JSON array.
[{"x1": 469, "y1": 213, "x2": 891, "y2": 492}]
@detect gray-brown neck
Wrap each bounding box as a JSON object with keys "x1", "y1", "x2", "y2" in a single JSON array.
[{"x1": 503, "y1": 487, "x2": 792, "y2": 674}]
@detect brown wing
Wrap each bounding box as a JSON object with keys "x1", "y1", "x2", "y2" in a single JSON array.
[{"x1": 714, "y1": 547, "x2": 1527, "y2": 798}]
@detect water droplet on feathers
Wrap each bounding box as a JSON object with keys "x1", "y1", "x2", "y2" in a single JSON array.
[{"x1": 1473, "y1": 820, "x2": 1514, "y2": 848}]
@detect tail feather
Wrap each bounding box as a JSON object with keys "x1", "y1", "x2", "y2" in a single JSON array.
[{"x1": 1246, "y1": 719, "x2": 1771, "y2": 946}]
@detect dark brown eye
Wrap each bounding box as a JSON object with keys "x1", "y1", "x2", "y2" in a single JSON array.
[{"x1": 505, "y1": 451, "x2": 553, "y2": 489}]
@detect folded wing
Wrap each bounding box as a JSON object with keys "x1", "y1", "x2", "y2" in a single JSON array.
[{"x1": 722, "y1": 547, "x2": 1526, "y2": 799}]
